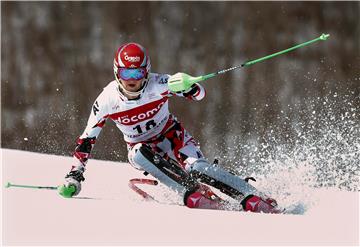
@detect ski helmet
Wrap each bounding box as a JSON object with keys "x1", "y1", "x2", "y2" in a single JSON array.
[{"x1": 113, "y1": 43, "x2": 151, "y2": 97}]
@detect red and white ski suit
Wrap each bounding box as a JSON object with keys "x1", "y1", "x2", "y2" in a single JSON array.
[
  {"x1": 72, "y1": 72, "x2": 205, "y2": 176},
  {"x1": 71, "y1": 72, "x2": 280, "y2": 213}
]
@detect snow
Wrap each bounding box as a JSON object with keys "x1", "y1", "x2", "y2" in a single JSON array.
[{"x1": 2, "y1": 148, "x2": 359, "y2": 245}]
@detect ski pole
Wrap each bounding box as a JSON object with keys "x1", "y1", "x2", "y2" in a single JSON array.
[
  {"x1": 5, "y1": 182, "x2": 58, "y2": 190},
  {"x1": 169, "y1": 33, "x2": 330, "y2": 92},
  {"x1": 128, "y1": 178, "x2": 158, "y2": 201}
]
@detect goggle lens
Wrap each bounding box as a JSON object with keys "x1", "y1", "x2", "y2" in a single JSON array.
[{"x1": 118, "y1": 68, "x2": 146, "y2": 81}]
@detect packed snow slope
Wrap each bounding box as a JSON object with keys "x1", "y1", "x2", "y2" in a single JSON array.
[{"x1": 2, "y1": 149, "x2": 359, "y2": 246}]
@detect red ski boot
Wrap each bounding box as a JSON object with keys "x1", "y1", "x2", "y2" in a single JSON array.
[
  {"x1": 184, "y1": 184, "x2": 225, "y2": 210},
  {"x1": 241, "y1": 195, "x2": 282, "y2": 214}
]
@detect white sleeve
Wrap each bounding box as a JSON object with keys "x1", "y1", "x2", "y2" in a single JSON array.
[{"x1": 79, "y1": 90, "x2": 110, "y2": 139}]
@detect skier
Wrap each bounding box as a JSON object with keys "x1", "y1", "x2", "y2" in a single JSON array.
[{"x1": 58, "y1": 42, "x2": 279, "y2": 213}]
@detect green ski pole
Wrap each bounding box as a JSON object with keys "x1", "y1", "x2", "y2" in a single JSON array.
[
  {"x1": 168, "y1": 33, "x2": 330, "y2": 92},
  {"x1": 5, "y1": 182, "x2": 77, "y2": 198},
  {"x1": 5, "y1": 182, "x2": 58, "y2": 190}
]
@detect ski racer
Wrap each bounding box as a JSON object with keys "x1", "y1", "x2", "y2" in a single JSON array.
[{"x1": 58, "y1": 42, "x2": 279, "y2": 213}]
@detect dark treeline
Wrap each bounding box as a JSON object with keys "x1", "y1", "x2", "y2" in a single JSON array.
[{"x1": 2, "y1": 2, "x2": 359, "y2": 164}]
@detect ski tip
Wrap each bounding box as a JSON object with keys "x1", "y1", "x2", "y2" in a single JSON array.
[{"x1": 5, "y1": 182, "x2": 11, "y2": 188}]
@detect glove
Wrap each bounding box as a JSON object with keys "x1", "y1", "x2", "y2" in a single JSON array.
[
  {"x1": 168, "y1": 72, "x2": 199, "y2": 93},
  {"x1": 58, "y1": 169, "x2": 85, "y2": 198}
]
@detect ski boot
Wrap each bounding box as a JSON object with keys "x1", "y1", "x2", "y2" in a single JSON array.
[{"x1": 241, "y1": 194, "x2": 282, "y2": 214}]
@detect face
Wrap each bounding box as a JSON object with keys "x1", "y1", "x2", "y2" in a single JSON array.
[{"x1": 119, "y1": 78, "x2": 144, "y2": 92}]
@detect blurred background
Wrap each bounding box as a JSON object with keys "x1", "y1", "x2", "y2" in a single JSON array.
[{"x1": 2, "y1": 2, "x2": 359, "y2": 190}]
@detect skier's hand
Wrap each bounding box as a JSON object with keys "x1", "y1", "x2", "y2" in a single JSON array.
[
  {"x1": 168, "y1": 72, "x2": 196, "y2": 93},
  {"x1": 58, "y1": 170, "x2": 85, "y2": 198}
]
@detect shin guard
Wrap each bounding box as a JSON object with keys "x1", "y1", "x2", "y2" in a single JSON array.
[
  {"x1": 133, "y1": 145, "x2": 199, "y2": 196},
  {"x1": 190, "y1": 159, "x2": 261, "y2": 199}
]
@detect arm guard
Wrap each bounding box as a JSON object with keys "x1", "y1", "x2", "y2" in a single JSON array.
[
  {"x1": 73, "y1": 137, "x2": 97, "y2": 165},
  {"x1": 182, "y1": 83, "x2": 205, "y2": 101},
  {"x1": 171, "y1": 83, "x2": 206, "y2": 101}
]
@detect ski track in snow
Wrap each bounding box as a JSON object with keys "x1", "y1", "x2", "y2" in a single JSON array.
[{"x1": 2, "y1": 148, "x2": 359, "y2": 245}]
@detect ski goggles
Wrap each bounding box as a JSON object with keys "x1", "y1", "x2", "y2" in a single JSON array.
[{"x1": 118, "y1": 68, "x2": 147, "y2": 81}]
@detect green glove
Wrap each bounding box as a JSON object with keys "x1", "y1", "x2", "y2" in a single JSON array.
[
  {"x1": 58, "y1": 184, "x2": 76, "y2": 198},
  {"x1": 168, "y1": 72, "x2": 202, "y2": 93}
]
